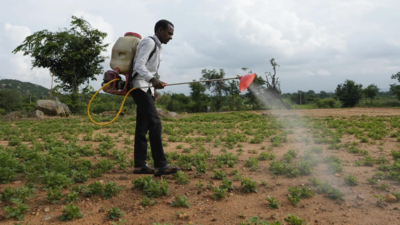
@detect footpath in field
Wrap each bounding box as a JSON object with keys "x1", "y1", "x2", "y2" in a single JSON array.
[{"x1": 0, "y1": 108, "x2": 399, "y2": 225}]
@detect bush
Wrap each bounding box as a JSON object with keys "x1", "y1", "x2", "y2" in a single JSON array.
[{"x1": 315, "y1": 98, "x2": 338, "y2": 108}]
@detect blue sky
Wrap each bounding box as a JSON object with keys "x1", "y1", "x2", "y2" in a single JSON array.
[{"x1": 1, "y1": 0, "x2": 399, "y2": 94}]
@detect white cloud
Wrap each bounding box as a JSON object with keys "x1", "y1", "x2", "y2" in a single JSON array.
[
  {"x1": 305, "y1": 71, "x2": 315, "y2": 76},
  {"x1": 317, "y1": 69, "x2": 331, "y2": 76},
  {"x1": 4, "y1": 23, "x2": 31, "y2": 43}
]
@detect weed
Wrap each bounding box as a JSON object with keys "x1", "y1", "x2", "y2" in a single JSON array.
[
  {"x1": 59, "y1": 203, "x2": 83, "y2": 221},
  {"x1": 266, "y1": 195, "x2": 279, "y2": 209},
  {"x1": 343, "y1": 175, "x2": 358, "y2": 186},
  {"x1": 107, "y1": 207, "x2": 123, "y2": 220},
  {"x1": 171, "y1": 194, "x2": 191, "y2": 208},
  {"x1": 241, "y1": 178, "x2": 257, "y2": 193}
]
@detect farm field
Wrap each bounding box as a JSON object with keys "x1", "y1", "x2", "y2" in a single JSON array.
[{"x1": 1, "y1": 108, "x2": 400, "y2": 225}]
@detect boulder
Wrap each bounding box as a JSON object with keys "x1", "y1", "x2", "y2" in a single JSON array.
[
  {"x1": 36, "y1": 100, "x2": 70, "y2": 116},
  {"x1": 168, "y1": 111, "x2": 178, "y2": 118},
  {"x1": 35, "y1": 110, "x2": 44, "y2": 118}
]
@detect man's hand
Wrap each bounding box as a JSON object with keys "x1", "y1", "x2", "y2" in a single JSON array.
[{"x1": 150, "y1": 78, "x2": 166, "y2": 89}]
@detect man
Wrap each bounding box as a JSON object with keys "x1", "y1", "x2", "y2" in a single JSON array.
[{"x1": 130, "y1": 19, "x2": 179, "y2": 176}]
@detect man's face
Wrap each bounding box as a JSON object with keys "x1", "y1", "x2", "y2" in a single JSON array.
[{"x1": 158, "y1": 24, "x2": 174, "y2": 44}]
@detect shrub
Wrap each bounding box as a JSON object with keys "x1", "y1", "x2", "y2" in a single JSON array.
[
  {"x1": 59, "y1": 203, "x2": 83, "y2": 221},
  {"x1": 315, "y1": 98, "x2": 337, "y2": 108}
]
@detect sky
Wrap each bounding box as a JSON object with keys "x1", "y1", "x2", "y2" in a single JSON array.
[{"x1": 1, "y1": 0, "x2": 400, "y2": 95}]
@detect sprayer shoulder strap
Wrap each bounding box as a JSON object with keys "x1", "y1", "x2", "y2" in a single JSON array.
[{"x1": 130, "y1": 37, "x2": 158, "y2": 81}]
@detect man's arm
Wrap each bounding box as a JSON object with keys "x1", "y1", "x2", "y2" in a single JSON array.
[{"x1": 133, "y1": 38, "x2": 156, "y2": 82}]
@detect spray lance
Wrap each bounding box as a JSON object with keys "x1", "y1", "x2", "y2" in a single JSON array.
[{"x1": 87, "y1": 73, "x2": 256, "y2": 126}]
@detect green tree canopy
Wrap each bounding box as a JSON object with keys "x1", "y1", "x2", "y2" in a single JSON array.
[
  {"x1": 390, "y1": 72, "x2": 400, "y2": 100},
  {"x1": 12, "y1": 16, "x2": 109, "y2": 112},
  {"x1": 363, "y1": 84, "x2": 379, "y2": 103},
  {"x1": 201, "y1": 69, "x2": 226, "y2": 111},
  {"x1": 335, "y1": 80, "x2": 363, "y2": 107}
]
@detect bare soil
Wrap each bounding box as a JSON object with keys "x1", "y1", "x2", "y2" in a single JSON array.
[{"x1": 1, "y1": 108, "x2": 400, "y2": 225}]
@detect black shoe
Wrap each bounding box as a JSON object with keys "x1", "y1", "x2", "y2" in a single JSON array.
[{"x1": 154, "y1": 166, "x2": 179, "y2": 177}]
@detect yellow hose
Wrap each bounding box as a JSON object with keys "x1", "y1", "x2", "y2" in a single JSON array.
[{"x1": 87, "y1": 78, "x2": 137, "y2": 126}]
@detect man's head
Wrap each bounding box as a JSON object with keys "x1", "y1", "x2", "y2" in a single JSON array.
[{"x1": 155, "y1": 19, "x2": 174, "y2": 44}]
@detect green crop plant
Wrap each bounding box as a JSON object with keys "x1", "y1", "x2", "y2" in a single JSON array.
[
  {"x1": 284, "y1": 214, "x2": 306, "y2": 225},
  {"x1": 240, "y1": 216, "x2": 281, "y2": 225},
  {"x1": 46, "y1": 188, "x2": 63, "y2": 204},
  {"x1": 391, "y1": 150, "x2": 400, "y2": 160},
  {"x1": 174, "y1": 171, "x2": 190, "y2": 185},
  {"x1": 84, "y1": 181, "x2": 104, "y2": 196},
  {"x1": 245, "y1": 157, "x2": 258, "y2": 171},
  {"x1": 220, "y1": 178, "x2": 234, "y2": 190},
  {"x1": 327, "y1": 161, "x2": 343, "y2": 174},
  {"x1": 132, "y1": 176, "x2": 169, "y2": 198},
  {"x1": 213, "y1": 187, "x2": 228, "y2": 200},
  {"x1": 107, "y1": 207, "x2": 123, "y2": 220},
  {"x1": 141, "y1": 196, "x2": 157, "y2": 206},
  {"x1": 343, "y1": 175, "x2": 358, "y2": 186},
  {"x1": 103, "y1": 182, "x2": 122, "y2": 199},
  {"x1": 298, "y1": 161, "x2": 313, "y2": 175},
  {"x1": 59, "y1": 203, "x2": 83, "y2": 221},
  {"x1": 266, "y1": 195, "x2": 279, "y2": 209},
  {"x1": 40, "y1": 171, "x2": 73, "y2": 190},
  {"x1": 64, "y1": 191, "x2": 80, "y2": 203},
  {"x1": 171, "y1": 194, "x2": 191, "y2": 208},
  {"x1": 212, "y1": 170, "x2": 226, "y2": 180},
  {"x1": 4, "y1": 199, "x2": 30, "y2": 221},
  {"x1": 258, "y1": 152, "x2": 275, "y2": 161},
  {"x1": 241, "y1": 178, "x2": 257, "y2": 193},
  {"x1": 0, "y1": 186, "x2": 34, "y2": 203},
  {"x1": 176, "y1": 144, "x2": 184, "y2": 149}
]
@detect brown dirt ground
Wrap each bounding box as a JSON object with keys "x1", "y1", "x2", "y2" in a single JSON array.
[{"x1": 1, "y1": 108, "x2": 400, "y2": 225}]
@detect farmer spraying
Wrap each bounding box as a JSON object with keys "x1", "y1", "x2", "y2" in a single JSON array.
[{"x1": 130, "y1": 19, "x2": 179, "y2": 176}]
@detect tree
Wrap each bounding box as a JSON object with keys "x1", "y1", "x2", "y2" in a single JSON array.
[
  {"x1": 189, "y1": 80, "x2": 208, "y2": 112},
  {"x1": 12, "y1": 16, "x2": 109, "y2": 112},
  {"x1": 201, "y1": 69, "x2": 226, "y2": 111},
  {"x1": 363, "y1": 84, "x2": 379, "y2": 103},
  {"x1": 224, "y1": 80, "x2": 240, "y2": 111},
  {"x1": 390, "y1": 72, "x2": 400, "y2": 100},
  {"x1": 335, "y1": 80, "x2": 363, "y2": 107},
  {"x1": 264, "y1": 58, "x2": 281, "y2": 93}
]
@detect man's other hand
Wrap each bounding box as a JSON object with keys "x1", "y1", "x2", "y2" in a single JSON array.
[{"x1": 150, "y1": 78, "x2": 166, "y2": 89}]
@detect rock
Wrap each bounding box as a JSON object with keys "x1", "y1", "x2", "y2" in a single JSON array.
[
  {"x1": 178, "y1": 213, "x2": 190, "y2": 220},
  {"x1": 36, "y1": 100, "x2": 70, "y2": 116},
  {"x1": 168, "y1": 111, "x2": 178, "y2": 118},
  {"x1": 41, "y1": 214, "x2": 58, "y2": 222},
  {"x1": 386, "y1": 194, "x2": 398, "y2": 203},
  {"x1": 357, "y1": 195, "x2": 364, "y2": 201},
  {"x1": 35, "y1": 110, "x2": 44, "y2": 119},
  {"x1": 43, "y1": 207, "x2": 50, "y2": 212},
  {"x1": 335, "y1": 173, "x2": 341, "y2": 177}
]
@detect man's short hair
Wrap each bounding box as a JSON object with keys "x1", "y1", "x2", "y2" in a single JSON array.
[{"x1": 154, "y1": 20, "x2": 174, "y2": 33}]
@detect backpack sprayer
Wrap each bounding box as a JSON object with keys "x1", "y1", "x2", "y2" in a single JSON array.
[{"x1": 87, "y1": 32, "x2": 256, "y2": 126}]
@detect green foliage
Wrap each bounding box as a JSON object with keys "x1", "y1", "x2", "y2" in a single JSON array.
[
  {"x1": 141, "y1": 196, "x2": 157, "y2": 206},
  {"x1": 64, "y1": 191, "x2": 80, "y2": 203},
  {"x1": 287, "y1": 186, "x2": 314, "y2": 205},
  {"x1": 335, "y1": 80, "x2": 363, "y2": 107},
  {"x1": 132, "y1": 176, "x2": 169, "y2": 198},
  {"x1": 363, "y1": 84, "x2": 379, "y2": 103},
  {"x1": 315, "y1": 98, "x2": 338, "y2": 108},
  {"x1": 4, "y1": 199, "x2": 30, "y2": 221},
  {"x1": 0, "y1": 150, "x2": 23, "y2": 183},
  {"x1": 103, "y1": 182, "x2": 122, "y2": 200},
  {"x1": 171, "y1": 194, "x2": 191, "y2": 208},
  {"x1": 0, "y1": 186, "x2": 34, "y2": 203},
  {"x1": 266, "y1": 195, "x2": 279, "y2": 209},
  {"x1": 259, "y1": 152, "x2": 275, "y2": 161},
  {"x1": 241, "y1": 178, "x2": 257, "y2": 193},
  {"x1": 343, "y1": 175, "x2": 358, "y2": 186},
  {"x1": 241, "y1": 216, "x2": 281, "y2": 225},
  {"x1": 245, "y1": 157, "x2": 259, "y2": 171},
  {"x1": 40, "y1": 171, "x2": 73, "y2": 190},
  {"x1": 59, "y1": 203, "x2": 83, "y2": 221},
  {"x1": 13, "y1": 16, "x2": 109, "y2": 112},
  {"x1": 284, "y1": 214, "x2": 306, "y2": 225},
  {"x1": 46, "y1": 188, "x2": 63, "y2": 204},
  {"x1": 213, "y1": 187, "x2": 228, "y2": 200},
  {"x1": 212, "y1": 170, "x2": 226, "y2": 180},
  {"x1": 173, "y1": 171, "x2": 190, "y2": 185},
  {"x1": 220, "y1": 178, "x2": 234, "y2": 190},
  {"x1": 107, "y1": 207, "x2": 123, "y2": 220}
]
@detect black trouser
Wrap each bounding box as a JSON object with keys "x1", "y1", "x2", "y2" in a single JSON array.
[{"x1": 131, "y1": 89, "x2": 167, "y2": 168}]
